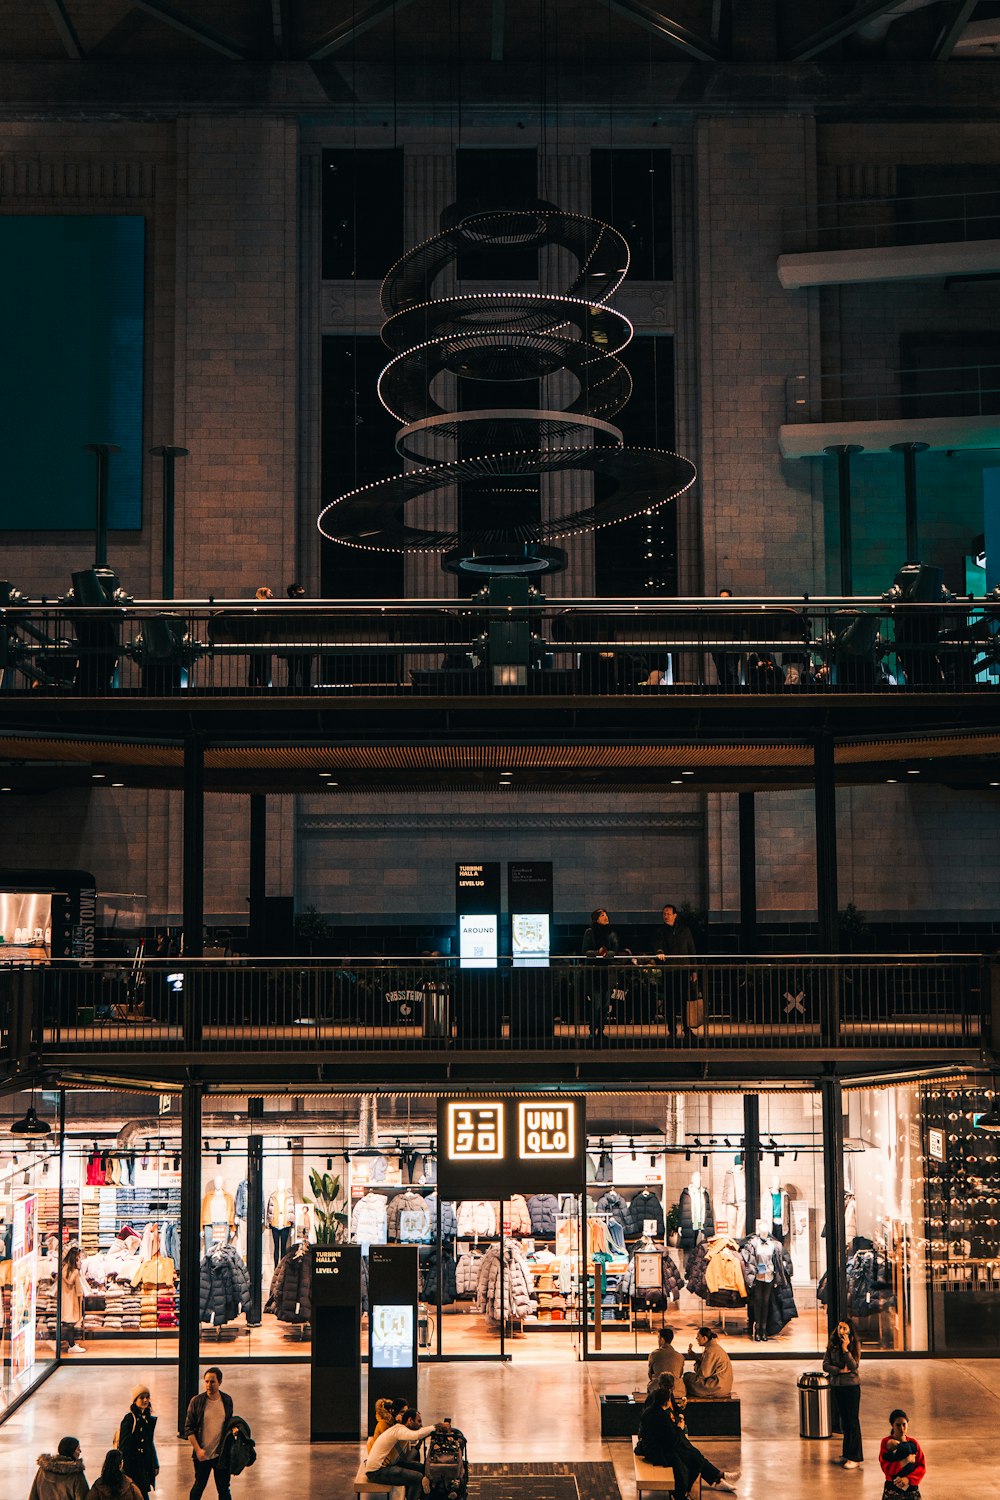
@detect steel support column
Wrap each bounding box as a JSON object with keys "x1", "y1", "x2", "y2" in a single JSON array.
[
  {"x1": 178, "y1": 1081, "x2": 203, "y2": 1435},
  {"x1": 738, "y1": 792, "x2": 757, "y2": 954},
  {"x1": 815, "y1": 733, "x2": 840, "y2": 1047},
  {"x1": 246, "y1": 1134, "x2": 263, "y2": 1324},
  {"x1": 820, "y1": 1077, "x2": 848, "y2": 1333},
  {"x1": 249, "y1": 794, "x2": 267, "y2": 957},
  {"x1": 890, "y1": 441, "x2": 928, "y2": 563},
  {"x1": 183, "y1": 733, "x2": 204, "y2": 1046},
  {"x1": 824, "y1": 444, "x2": 863, "y2": 596},
  {"x1": 743, "y1": 1094, "x2": 760, "y2": 1240}
]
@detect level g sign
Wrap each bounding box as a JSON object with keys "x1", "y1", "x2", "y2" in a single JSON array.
[{"x1": 437, "y1": 1096, "x2": 584, "y2": 1195}]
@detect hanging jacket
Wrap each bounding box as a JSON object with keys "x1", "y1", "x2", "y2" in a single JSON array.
[
  {"x1": 420, "y1": 1247, "x2": 457, "y2": 1305},
  {"x1": 505, "y1": 1195, "x2": 532, "y2": 1236},
  {"x1": 846, "y1": 1247, "x2": 895, "y2": 1315},
  {"x1": 234, "y1": 1180, "x2": 248, "y2": 1221},
  {"x1": 86, "y1": 1151, "x2": 105, "y2": 1186},
  {"x1": 265, "y1": 1243, "x2": 312, "y2": 1323},
  {"x1": 386, "y1": 1190, "x2": 431, "y2": 1242},
  {"x1": 661, "y1": 1249, "x2": 685, "y2": 1298},
  {"x1": 476, "y1": 1241, "x2": 536, "y2": 1320},
  {"x1": 526, "y1": 1194, "x2": 559, "y2": 1237},
  {"x1": 424, "y1": 1195, "x2": 458, "y2": 1240},
  {"x1": 595, "y1": 1190, "x2": 632, "y2": 1235},
  {"x1": 199, "y1": 1245, "x2": 252, "y2": 1325},
  {"x1": 595, "y1": 1150, "x2": 614, "y2": 1183},
  {"x1": 455, "y1": 1250, "x2": 485, "y2": 1298},
  {"x1": 677, "y1": 1186, "x2": 714, "y2": 1249},
  {"x1": 351, "y1": 1192, "x2": 388, "y2": 1246},
  {"x1": 456, "y1": 1200, "x2": 496, "y2": 1238},
  {"x1": 628, "y1": 1190, "x2": 666, "y2": 1240},
  {"x1": 702, "y1": 1236, "x2": 747, "y2": 1302},
  {"x1": 766, "y1": 1247, "x2": 798, "y2": 1334}
]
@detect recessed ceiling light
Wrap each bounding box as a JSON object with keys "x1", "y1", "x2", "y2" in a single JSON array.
[
  {"x1": 111, "y1": 782, "x2": 124, "y2": 788},
  {"x1": 681, "y1": 771, "x2": 694, "y2": 776},
  {"x1": 991, "y1": 782, "x2": 999, "y2": 787},
  {"x1": 671, "y1": 779, "x2": 682, "y2": 785},
  {"x1": 92, "y1": 773, "x2": 105, "y2": 780},
  {"x1": 0, "y1": 787, "x2": 10, "y2": 793},
  {"x1": 887, "y1": 779, "x2": 897, "y2": 784},
  {"x1": 907, "y1": 769, "x2": 919, "y2": 775}
]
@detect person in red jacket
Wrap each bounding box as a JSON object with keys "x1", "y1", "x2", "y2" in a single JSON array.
[{"x1": 879, "y1": 1410, "x2": 926, "y2": 1499}]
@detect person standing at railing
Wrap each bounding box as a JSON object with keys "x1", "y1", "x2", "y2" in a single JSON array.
[
  {"x1": 279, "y1": 582, "x2": 312, "y2": 691},
  {"x1": 248, "y1": 586, "x2": 274, "y2": 688},
  {"x1": 581, "y1": 907, "x2": 620, "y2": 1042},
  {"x1": 653, "y1": 904, "x2": 699, "y2": 1038}
]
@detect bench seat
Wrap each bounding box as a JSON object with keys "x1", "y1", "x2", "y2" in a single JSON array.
[
  {"x1": 634, "y1": 1453, "x2": 701, "y2": 1498},
  {"x1": 630, "y1": 1391, "x2": 742, "y2": 1440}
]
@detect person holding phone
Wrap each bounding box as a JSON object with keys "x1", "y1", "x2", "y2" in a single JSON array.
[{"x1": 823, "y1": 1317, "x2": 863, "y2": 1469}]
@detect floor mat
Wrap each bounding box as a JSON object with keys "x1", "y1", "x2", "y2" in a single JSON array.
[{"x1": 468, "y1": 1461, "x2": 621, "y2": 1500}]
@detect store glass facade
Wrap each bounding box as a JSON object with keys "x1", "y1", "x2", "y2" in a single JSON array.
[{"x1": 4, "y1": 1077, "x2": 993, "y2": 1401}]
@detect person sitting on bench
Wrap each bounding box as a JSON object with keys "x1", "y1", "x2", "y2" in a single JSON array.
[
  {"x1": 636, "y1": 1376, "x2": 739, "y2": 1497},
  {"x1": 365, "y1": 1408, "x2": 452, "y2": 1500},
  {"x1": 684, "y1": 1327, "x2": 734, "y2": 1400}
]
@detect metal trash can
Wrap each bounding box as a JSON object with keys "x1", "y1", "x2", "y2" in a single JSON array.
[{"x1": 798, "y1": 1372, "x2": 831, "y2": 1439}]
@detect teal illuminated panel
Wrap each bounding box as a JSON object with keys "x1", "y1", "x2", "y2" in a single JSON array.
[{"x1": 0, "y1": 216, "x2": 145, "y2": 531}]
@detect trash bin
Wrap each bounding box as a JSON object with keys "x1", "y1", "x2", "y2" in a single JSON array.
[{"x1": 798, "y1": 1372, "x2": 831, "y2": 1439}]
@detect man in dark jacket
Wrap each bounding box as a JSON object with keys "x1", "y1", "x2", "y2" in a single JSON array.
[
  {"x1": 653, "y1": 904, "x2": 698, "y2": 1037},
  {"x1": 184, "y1": 1367, "x2": 235, "y2": 1500},
  {"x1": 636, "y1": 1379, "x2": 738, "y2": 1496}
]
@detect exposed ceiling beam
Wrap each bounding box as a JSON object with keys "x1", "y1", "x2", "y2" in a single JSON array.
[
  {"x1": 933, "y1": 0, "x2": 978, "y2": 60},
  {"x1": 131, "y1": 0, "x2": 247, "y2": 60},
  {"x1": 307, "y1": 0, "x2": 420, "y2": 60},
  {"x1": 787, "y1": 0, "x2": 905, "y2": 62},
  {"x1": 602, "y1": 0, "x2": 724, "y2": 61},
  {"x1": 40, "y1": 0, "x2": 83, "y2": 59}
]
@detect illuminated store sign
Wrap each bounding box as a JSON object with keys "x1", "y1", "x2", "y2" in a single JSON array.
[
  {"x1": 438, "y1": 1096, "x2": 584, "y2": 1195},
  {"x1": 456, "y1": 861, "x2": 500, "y2": 969}
]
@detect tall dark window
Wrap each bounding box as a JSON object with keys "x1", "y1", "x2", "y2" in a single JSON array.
[
  {"x1": 320, "y1": 336, "x2": 403, "y2": 598},
  {"x1": 899, "y1": 331, "x2": 1000, "y2": 419},
  {"x1": 322, "y1": 149, "x2": 404, "y2": 280},
  {"x1": 455, "y1": 149, "x2": 538, "y2": 279},
  {"x1": 594, "y1": 336, "x2": 677, "y2": 596},
  {"x1": 590, "y1": 150, "x2": 672, "y2": 280},
  {"x1": 895, "y1": 165, "x2": 1000, "y2": 246}
]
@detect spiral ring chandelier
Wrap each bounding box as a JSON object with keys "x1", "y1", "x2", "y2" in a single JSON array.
[{"x1": 318, "y1": 201, "x2": 697, "y2": 578}]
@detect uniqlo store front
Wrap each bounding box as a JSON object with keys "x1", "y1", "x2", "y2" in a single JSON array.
[{"x1": 1, "y1": 1078, "x2": 998, "y2": 1416}]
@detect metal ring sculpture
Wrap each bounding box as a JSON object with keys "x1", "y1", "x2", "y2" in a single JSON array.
[{"x1": 318, "y1": 202, "x2": 697, "y2": 578}]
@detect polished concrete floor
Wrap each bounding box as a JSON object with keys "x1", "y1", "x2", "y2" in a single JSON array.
[{"x1": 4, "y1": 1354, "x2": 991, "y2": 1497}]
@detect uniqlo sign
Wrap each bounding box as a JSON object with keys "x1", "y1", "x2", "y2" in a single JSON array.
[{"x1": 437, "y1": 1096, "x2": 584, "y2": 1195}]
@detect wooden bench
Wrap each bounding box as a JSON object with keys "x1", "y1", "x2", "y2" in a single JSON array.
[
  {"x1": 631, "y1": 1391, "x2": 741, "y2": 1439},
  {"x1": 634, "y1": 1453, "x2": 701, "y2": 1499},
  {"x1": 353, "y1": 1461, "x2": 404, "y2": 1499}
]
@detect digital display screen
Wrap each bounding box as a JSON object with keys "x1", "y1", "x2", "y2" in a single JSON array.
[
  {"x1": 371, "y1": 1303, "x2": 414, "y2": 1369},
  {"x1": 459, "y1": 913, "x2": 498, "y2": 969},
  {"x1": 0, "y1": 892, "x2": 53, "y2": 961},
  {"x1": 512, "y1": 911, "x2": 550, "y2": 967}
]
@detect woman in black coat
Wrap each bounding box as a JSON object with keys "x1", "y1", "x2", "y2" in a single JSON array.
[
  {"x1": 116, "y1": 1385, "x2": 159, "y2": 1498},
  {"x1": 636, "y1": 1377, "x2": 738, "y2": 1497}
]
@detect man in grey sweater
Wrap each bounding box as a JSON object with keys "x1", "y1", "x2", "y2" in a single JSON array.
[{"x1": 184, "y1": 1367, "x2": 235, "y2": 1500}]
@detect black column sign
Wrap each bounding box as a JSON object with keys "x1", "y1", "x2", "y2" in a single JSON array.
[
  {"x1": 508, "y1": 860, "x2": 553, "y2": 964},
  {"x1": 455, "y1": 861, "x2": 501, "y2": 969},
  {"x1": 310, "y1": 1244, "x2": 362, "y2": 1441},
  {"x1": 367, "y1": 1245, "x2": 419, "y2": 1430}
]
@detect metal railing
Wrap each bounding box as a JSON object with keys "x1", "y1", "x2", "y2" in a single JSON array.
[
  {"x1": 785, "y1": 365, "x2": 1000, "y2": 425},
  {"x1": 783, "y1": 189, "x2": 1000, "y2": 255},
  {"x1": 2, "y1": 597, "x2": 998, "y2": 696},
  {"x1": 0, "y1": 956, "x2": 988, "y2": 1060}
]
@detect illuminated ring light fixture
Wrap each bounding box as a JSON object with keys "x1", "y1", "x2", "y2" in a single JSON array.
[{"x1": 318, "y1": 201, "x2": 697, "y2": 578}]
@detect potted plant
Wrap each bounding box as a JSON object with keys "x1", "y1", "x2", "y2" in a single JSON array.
[
  {"x1": 665, "y1": 1202, "x2": 681, "y2": 1246},
  {"x1": 304, "y1": 1168, "x2": 348, "y2": 1245}
]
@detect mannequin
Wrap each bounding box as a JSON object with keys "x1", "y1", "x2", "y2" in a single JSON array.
[
  {"x1": 266, "y1": 1176, "x2": 295, "y2": 1264},
  {"x1": 747, "y1": 1218, "x2": 779, "y2": 1341},
  {"x1": 678, "y1": 1172, "x2": 715, "y2": 1250},
  {"x1": 201, "y1": 1174, "x2": 236, "y2": 1251},
  {"x1": 761, "y1": 1175, "x2": 790, "y2": 1243}
]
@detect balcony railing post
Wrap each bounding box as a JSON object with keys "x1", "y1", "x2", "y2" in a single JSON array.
[
  {"x1": 177, "y1": 1080, "x2": 202, "y2": 1435},
  {"x1": 182, "y1": 732, "x2": 205, "y2": 1048},
  {"x1": 820, "y1": 1077, "x2": 848, "y2": 1334}
]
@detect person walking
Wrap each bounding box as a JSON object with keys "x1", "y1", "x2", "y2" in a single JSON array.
[
  {"x1": 647, "y1": 1327, "x2": 685, "y2": 1396},
  {"x1": 60, "y1": 1244, "x2": 89, "y2": 1352},
  {"x1": 636, "y1": 1377, "x2": 739, "y2": 1496},
  {"x1": 183, "y1": 1367, "x2": 234, "y2": 1500},
  {"x1": 683, "y1": 1327, "x2": 734, "y2": 1399},
  {"x1": 116, "y1": 1385, "x2": 159, "y2": 1498},
  {"x1": 879, "y1": 1410, "x2": 925, "y2": 1498},
  {"x1": 28, "y1": 1437, "x2": 89, "y2": 1500},
  {"x1": 824, "y1": 1317, "x2": 863, "y2": 1469},
  {"x1": 365, "y1": 1408, "x2": 452, "y2": 1500},
  {"x1": 85, "y1": 1451, "x2": 142, "y2": 1500}
]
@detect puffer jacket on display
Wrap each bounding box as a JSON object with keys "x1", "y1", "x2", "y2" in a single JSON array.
[
  {"x1": 476, "y1": 1240, "x2": 536, "y2": 1321},
  {"x1": 420, "y1": 1247, "x2": 458, "y2": 1305},
  {"x1": 702, "y1": 1236, "x2": 748, "y2": 1302},
  {"x1": 526, "y1": 1193, "x2": 559, "y2": 1237},
  {"x1": 455, "y1": 1249, "x2": 484, "y2": 1298},
  {"x1": 200, "y1": 1244, "x2": 252, "y2": 1325},
  {"x1": 677, "y1": 1186, "x2": 715, "y2": 1249},
  {"x1": 661, "y1": 1250, "x2": 685, "y2": 1297},
  {"x1": 351, "y1": 1191, "x2": 388, "y2": 1246},
  {"x1": 628, "y1": 1189, "x2": 665, "y2": 1240},
  {"x1": 506, "y1": 1195, "x2": 532, "y2": 1236},
  {"x1": 766, "y1": 1247, "x2": 797, "y2": 1334},
  {"x1": 424, "y1": 1194, "x2": 458, "y2": 1239},
  {"x1": 386, "y1": 1189, "x2": 432, "y2": 1241},
  {"x1": 457, "y1": 1200, "x2": 497, "y2": 1237},
  {"x1": 595, "y1": 1190, "x2": 632, "y2": 1235},
  {"x1": 265, "y1": 1241, "x2": 312, "y2": 1323}
]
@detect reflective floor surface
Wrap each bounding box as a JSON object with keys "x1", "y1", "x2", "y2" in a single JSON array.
[{"x1": 4, "y1": 1353, "x2": 995, "y2": 1496}]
